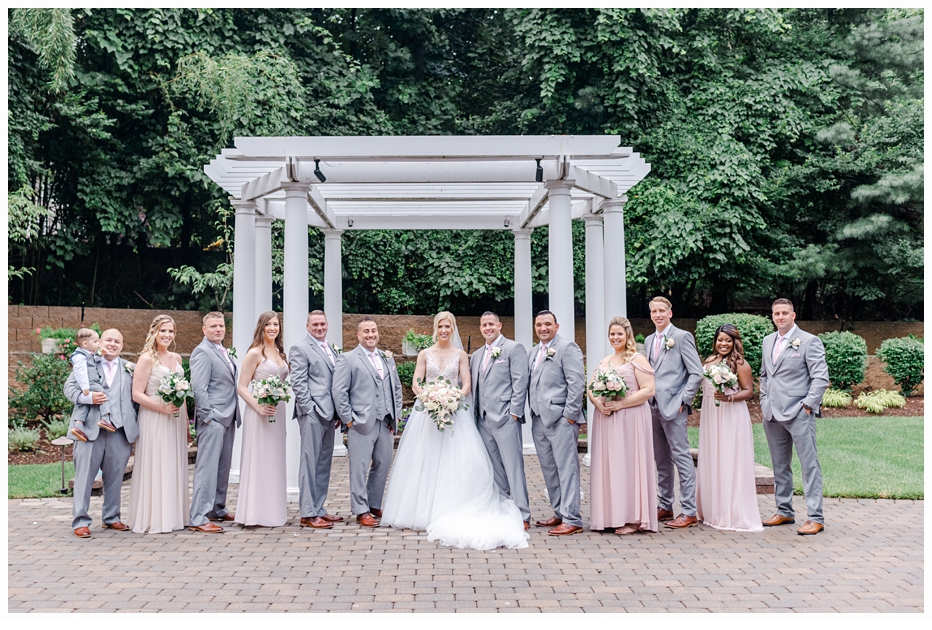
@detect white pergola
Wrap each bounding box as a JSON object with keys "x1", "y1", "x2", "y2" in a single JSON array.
[{"x1": 204, "y1": 136, "x2": 650, "y2": 497}]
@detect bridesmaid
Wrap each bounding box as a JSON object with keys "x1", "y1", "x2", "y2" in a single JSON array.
[
  {"x1": 696, "y1": 324, "x2": 763, "y2": 532},
  {"x1": 588, "y1": 316, "x2": 658, "y2": 535},
  {"x1": 127, "y1": 314, "x2": 189, "y2": 533},
  {"x1": 235, "y1": 311, "x2": 289, "y2": 527}
]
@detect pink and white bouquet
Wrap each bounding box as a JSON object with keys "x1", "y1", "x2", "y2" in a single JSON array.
[
  {"x1": 252, "y1": 375, "x2": 292, "y2": 421},
  {"x1": 703, "y1": 361, "x2": 739, "y2": 406},
  {"x1": 157, "y1": 371, "x2": 194, "y2": 417},
  {"x1": 415, "y1": 377, "x2": 467, "y2": 433},
  {"x1": 588, "y1": 365, "x2": 629, "y2": 401}
]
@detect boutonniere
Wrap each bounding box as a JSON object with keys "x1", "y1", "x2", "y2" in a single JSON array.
[
  {"x1": 664, "y1": 337, "x2": 675, "y2": 350},
  {"x1": 545, "y1": 347, "x2": 556, "y2": 360},
  {"x1": 490, "y1": 346, "x2": 502, "y2": 359},
  {"x1": 227, "y1": 347, "x2": 237, "y2": 359},
  {"x1": 333, "y1": 345, "x2": 343, "y2": 355},
  {"x1": 789, "y1": 337, "x2": 801, "y2": 350},
  {"x1": 96, "y1": 349, "x2": 103, "y2": 356},
  {"x1": 380, "y1": 350, "x2": 393, "y2": 361},
  {"x1": 124, "y1": 362, "x2": 136, "y2": 374}
]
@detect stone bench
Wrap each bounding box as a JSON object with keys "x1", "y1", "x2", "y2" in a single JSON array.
[
  {"x1": 690, "y1": 447, "x2": 774, "y2": 494},
  {"x1": 68, "y1": 446, "x2": 198, "y2": 496}
]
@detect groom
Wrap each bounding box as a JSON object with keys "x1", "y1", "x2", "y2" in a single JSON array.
[
  {"x1": 471, "y1": 311, "x2": 531, "y2": 531},
  {"x1": 645, "y1": 296, "x2": 703, "y2": 529},
  {"x1": 189, "y1": 311, "x2": 241, "y2": 534},
  {"x1": 528, "y1": 310, "x2": 585, "y2": 536},
  {"x1": 331, "y1": 318, "x2": 402, "y2": 527},
  {"x1": 760, "y1": 298, "x2": 829, "y2": 535}
]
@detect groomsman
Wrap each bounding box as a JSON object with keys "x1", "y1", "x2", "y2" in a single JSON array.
[
  {"x1": 63, "y1": 329, "x2": 138, "y2": 538},
  {"x1": 760, "y1": 298, "x2": 829, "y2": 535},
  {"x1": 331, "y1": 318, "x2": 402, "y2": 527},
  {"x1": 471, "y1": 311, "x2": 531, "y2": 531},
  {"x1": 645, "y1": 297, "x2": 703, "y2": 529},
  {"x1": 528, "y1": 310, "x2": 585, "y2": 536},
  {"x1": 189, "y1": 312, "x2": 241, "y2": 533},
  {"x1": 289, "y1": 310, "x2": 343, "y2": 529}
]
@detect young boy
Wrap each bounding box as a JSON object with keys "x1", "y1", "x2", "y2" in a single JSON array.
[{"x1": 69, "y1": 328, "x2": 114, "y2": 441}]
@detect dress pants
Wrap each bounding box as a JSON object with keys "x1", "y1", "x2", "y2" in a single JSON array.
[
  {"x1": 189, "y1": 419, "x2": 236, "y2": 526},
  {"x1": 763, "y1": 407, "x2": 824, "y2": 523},
  {"x1": 651, "y1": 404, "x2": 697, "y2": 516},
  {"x1": 71, "y1": 427, "x2": 132, "y2": 529}
]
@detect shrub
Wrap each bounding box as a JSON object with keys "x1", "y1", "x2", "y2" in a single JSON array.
[
  {"x1": 874, "y1": 389, "x2": 906, "y2": 409},
  {"x1": 9, "y1": 426, "x2": 41, "y2": 452},
  {"x1": 395, "y1": 360, "x2": 416, "y2": 388},
  {"x1": 855, "y1": 389, "x2": 906, "y2": 413},
  {"x1": 403, "y1": 330, "x2": 434, "y2": 352},
  {"x1": 36, "y1": 323, "x2": 101, "y2": 357},
  {"x1": 635, "y1": 334, "x2": 645, "y2": 344},
  {"x1": 818, "y1": 331, "x2": 868, "y2": 391},
  {"x1": 694, "y1": 313, "x2": 774, "y2": 376},
  {"x1": 42, "y1": 418, "x2": 70, "y2": 441},
  {"x1": 821, "y1": 389, "x2": 853, "y2": 408},
  {"x1": 8, "y1": 353, "x2": 73, "y2": 427},
  {"x1": 397, "y1": 406, "x2": 412, "y2": 433},
  {"x1": 877, "y1": 336, "x2": 924, "y2": 396}
]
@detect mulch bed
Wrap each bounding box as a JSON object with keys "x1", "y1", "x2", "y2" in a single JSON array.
[
  {"x1": 686, "y1": 394, "x2": 923, "y2": 426},
  {"x1": 8, "y1": 429, "x2": 72, "y2": 466}
]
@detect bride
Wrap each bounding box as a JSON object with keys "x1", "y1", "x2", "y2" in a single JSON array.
[{"x1": 381, "y1": 311, "x2": 529, "y2": 550}]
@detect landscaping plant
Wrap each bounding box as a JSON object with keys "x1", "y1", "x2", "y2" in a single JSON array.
[
  {"x1": 403, "y1": 330, "x2": 435, "y2": 352},
  {"x1": 818, "y1": 331, "x2": 867, "y2": 391},
  {"x1": 395, "y1": 360, "x2": 416, "y2": 389},
  {"x1": 8, "y1": 426, "x2": 41, "y2": 452},
  {"x1": 877, "y1": 336, "x2": 924, "y2": 396},
  {"x1": 856, "y1": 389, "x2": 907, "y2": 413},
  {"x1": 41, "y1": 418, "x2": 70, "y2": 441},
  {"x1": 821, "y1": 389, "x2": 853, "y2": 408},
  {"x1": 695, "y1": 313, "x2": 774, "y2": 375},
  {"x1": 8, "y1": 352, "x2": 73, "y2": 426}
]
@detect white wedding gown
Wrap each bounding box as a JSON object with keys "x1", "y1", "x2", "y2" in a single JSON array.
[{"x1": 381, "y1": 351, "x2": 529, "y2": 550}]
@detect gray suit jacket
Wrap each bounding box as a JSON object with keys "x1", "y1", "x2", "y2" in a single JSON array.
[
  {"x1": 760, "y1": 327, "x2": 829, "y2": 421},
  {"x1": 190, "y1": 337, "x2": 241, "y2": 428},
  {"x1": 471, "y1": 336, "x2": 529, "y2": 426},
  {"x1": 527, "y1": 335, "x2": 585, "y2": 429},
  {"x1": 645, "y1": 324, "x2": 704, "y2": 420},
  {"x1": 63, "y1": 356, "x2": 139, "y2": 443},
  {"x1": 331, "y1": 346, "x2": 402, "y2": 435},
  {"x1": 289, "y1": 335, "x2": 337, "y2": 423}
]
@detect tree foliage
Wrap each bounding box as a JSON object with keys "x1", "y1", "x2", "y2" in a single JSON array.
[{"x1": 7, "y1": 8, "x2": 922, "y2": 319}]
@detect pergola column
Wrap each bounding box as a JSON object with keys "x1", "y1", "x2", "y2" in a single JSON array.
[
  {"x1": 254, "y1": 214, "x2": 274, "y2": 318},
  {"x1": 544, "y1": 179, "x2": 576, "y2": 342},
  {"x1": 601, "y1": 196, "x2": 627, "y2": 321},
  {"x1": 513, "y1": 228, "x2": 535, "y2": 454},
  {"x1": 583, "y1": 212, "x2": 606, "y2": 467},
  {"x1": 229, "y1": 198, "x2": 257, "y2": 483},
  {"x1": 282, "y1": 182, "x2": 310, "y2": 499},
  {"x1": 322, "y1": 228, "x2": 347, "y2": 457}
]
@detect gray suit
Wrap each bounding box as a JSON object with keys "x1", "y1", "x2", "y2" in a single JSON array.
[
  {"x1": 63, "y1": 356, "x2": 138, "y2": 529},
  {"x1": 471, "y1": 336, "x2": 531, "y2": 522},
  {"x1": 189, "y1": 337, "x2": 241, "y2": 526},
  {"x1": 331, "y1": 346, "x2": 402, "y2": 516},
  {"x1": 527, "y1": 335, "x2": 585, "y2": 528},
  {"x1": 289, "y1": 334, "x2": 339, "y2": 519},
  {"x1": 760, "y1": 325, "x2": 829, "y2": 523},
  {"x1": 645, "y1": 324, "x2": 703, "y2": 516}
]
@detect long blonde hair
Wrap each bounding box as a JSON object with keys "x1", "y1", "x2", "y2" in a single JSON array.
[
  {"x1": 432, "y1": 311, "x2": 456, "y2": 343},
  {"x1": 142, "y1": 314, "x2": 176, "y2": 363},
  {"x1": 608, "y1": 316, "x2": 637, "y2": 364}
]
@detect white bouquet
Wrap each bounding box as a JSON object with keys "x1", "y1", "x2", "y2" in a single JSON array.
[
  {"x1": 158, "y1": 371, "x2": 194, "y2": 417},
  {"x1": 703, "y1": 360, "x2": 739, "y2": 407},
  {"x1": 415, "y1": 377, "x2": 468, "y2": 434},
  {"x1": 587, "y1": 365, "x2": 629, "y2": 402},
  {"x1": 252, "y1": 375, "x2": 292, "y2": 421}
]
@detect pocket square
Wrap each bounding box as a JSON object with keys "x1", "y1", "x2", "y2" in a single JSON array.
[
  {"x1": 494, "y1": 359, "x2": 507, "y2": 364},
  {"x1": 791, "y1": 353, "x2": 801, "y2": 357}
]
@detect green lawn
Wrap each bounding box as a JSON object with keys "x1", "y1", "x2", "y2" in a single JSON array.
[
  {"x1": 688, "y1": 416, "x2": 924, "y2": 500},
  {"x1": 8, "y1": 461, "x2": 75, "y2": 499}
]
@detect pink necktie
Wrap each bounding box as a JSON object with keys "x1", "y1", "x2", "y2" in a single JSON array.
[
  {"x1": 370, "y1": 353, "x2": 384, "y2": 378},
  {"x1": 773, "y1": 336, "x2": 787, "y2": 362},
  {"x1": 322, "y1": 342, "x2": 334, "y2": 365},
  {"x1": 534, "y1": 345, "x2": 546, "y2": 369},
  {"x1": 105, "y1": 361, "x2": 116, "y2": 387},
  {"x1": 482, "y1": 346, "x2": 493, "y2": 371},
  {"x1": 653, "y1": 334, "x2": 662, "y2": 361}
]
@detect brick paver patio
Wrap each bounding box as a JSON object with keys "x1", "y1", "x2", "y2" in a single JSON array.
[{"x1": 8, "y1": 455, "x2": 923, "y2": 612}]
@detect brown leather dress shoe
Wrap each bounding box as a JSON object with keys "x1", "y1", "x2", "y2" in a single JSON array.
[
  {"x1": 309, "y1": 517, "x2": 333, "y2": 529},
  {"x1": 356, "y1": 513, "x2": 379, "y2": 527},
  {"x1": 797, "y1": 521, "x2": 824, "y2": 536},
  {"x1": 368, "y1": 507, "x2": 383, "y2": 518},
  {"x1": 70, "y1": 427, "x2": 88, "y2": 442},
  {"x1": 762, "y1": 514, "x2": 796, "y2": 526},
  {"x1": 74, "y1": 526, "x2": 91, "y2": 538},
  {"x1": 98, "y1": 418, "x2": 117, "y2": 433},
  {"x1": 208, "y1": 513, "x2": 235, "y2": 522},
  {"x1": 102, "y1": 521, "x2": 130, "y2": 531},
  {"x1": 657, "y1": 508, "x2": 674, "y2": 521},
  {"x1": 189, "y1": 522, "x2": 224, "y2": 533},
  {"x1": 536, "y1": 516, "x2": 562, "y2": 528},
  {"x1": 664, "y1": 514, "x2": 698, "y2": 529},
  {"x1": 523, "y1": 521, "x2": 530, "y2": 532},
  {"x1": 321, "y1": 514, "x2": 344, "y2": 523},
  {"x1": 548, "y1": 523, "x2": 583, "y2": 536}
]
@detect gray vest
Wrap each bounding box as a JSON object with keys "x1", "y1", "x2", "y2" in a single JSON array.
[{"x1": 376, "y1": 369, "x2": 393, "y2": 422}]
